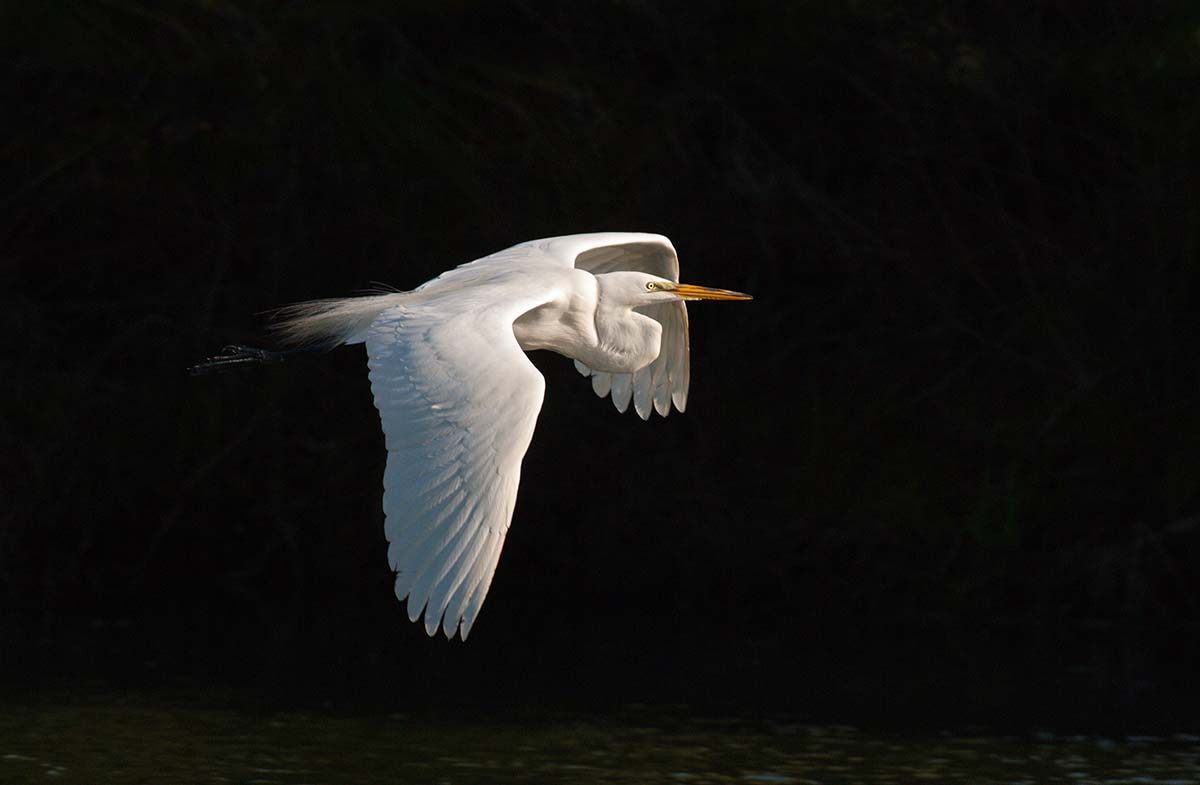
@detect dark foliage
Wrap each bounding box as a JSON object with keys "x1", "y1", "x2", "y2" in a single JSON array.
[{"x1": 3, "y1": 1, "x2": 1198, "y2": 714}]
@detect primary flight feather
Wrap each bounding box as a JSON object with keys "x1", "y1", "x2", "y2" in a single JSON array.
[{"x1": 193, "y1": 232, "x2": 751, "y2": 640}]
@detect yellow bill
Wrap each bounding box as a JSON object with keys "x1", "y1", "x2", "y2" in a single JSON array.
[{"x1": 670, "y1": 283, "x2": 754, "y2": 301}]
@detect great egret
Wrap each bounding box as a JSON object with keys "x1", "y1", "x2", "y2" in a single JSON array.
[{"x1": 193, "y1": 232, "x2": 751, "y2": 640}]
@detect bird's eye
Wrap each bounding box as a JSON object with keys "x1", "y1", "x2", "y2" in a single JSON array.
[{"x1": 646, "y1": 282, "x2": 657, "y2": 291}]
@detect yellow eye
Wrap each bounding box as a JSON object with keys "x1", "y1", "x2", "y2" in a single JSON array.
[{"x1": 646, "y1": 281, "x2": 658, "y2": 291}]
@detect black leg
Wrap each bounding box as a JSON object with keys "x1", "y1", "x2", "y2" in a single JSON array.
[{"x1": 188, "y1": 344, "x2": 327, "y2": 375}]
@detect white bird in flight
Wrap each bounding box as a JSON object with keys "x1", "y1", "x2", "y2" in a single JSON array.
[{"x1": 193, "y1": 232, "x2": 751, "y2": 640}]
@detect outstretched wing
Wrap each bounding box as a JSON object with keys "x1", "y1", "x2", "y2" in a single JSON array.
[
  {"x1": 540, "y1": 233, "x2": 690, "y2": 420},
  {"x1": 366, "y1": 293, "x2": 547, "y2": 640}
]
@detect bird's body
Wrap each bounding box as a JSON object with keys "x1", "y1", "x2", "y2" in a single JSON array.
[{"x1": 195, "y1": 232, "x2": 750, "y2": 640}]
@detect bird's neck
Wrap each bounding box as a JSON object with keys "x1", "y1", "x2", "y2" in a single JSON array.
[
  {"x1": 513, "y1": 298, "x2": 661, "y2": 375},
  {"x1": 590, "y1": 304, "x2": 662, "y2": 374}
]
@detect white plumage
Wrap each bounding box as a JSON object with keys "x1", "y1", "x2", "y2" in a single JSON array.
[{"x1": 199, "y1": 232, "x2": 751, "y2": 640}]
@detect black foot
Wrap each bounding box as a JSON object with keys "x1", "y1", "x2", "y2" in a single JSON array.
[{"x1": 188, "y1": 344, "x2": 286, "y2": 376}]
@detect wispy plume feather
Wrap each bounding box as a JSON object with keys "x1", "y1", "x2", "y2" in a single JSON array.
[{"x1": 270, "y1": 293, "x2": 408, "y2": 346}]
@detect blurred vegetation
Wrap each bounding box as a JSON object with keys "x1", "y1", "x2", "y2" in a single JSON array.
[{"x1": 2, "y1": 1, "x2": 1198, "y2": 694}]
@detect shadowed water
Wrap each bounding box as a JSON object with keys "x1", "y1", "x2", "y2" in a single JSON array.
[{"x1": 2, "y1": 689, "x2": 1197, "y2": 784}]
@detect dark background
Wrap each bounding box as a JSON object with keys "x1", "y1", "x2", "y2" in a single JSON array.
[{"x1": 3, "y1": 1, "x2": 1198, "y2": 728}]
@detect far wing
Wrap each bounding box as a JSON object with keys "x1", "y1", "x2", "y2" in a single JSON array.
[
  {"x1": 547, "y1": 234, "x2": 690, "y2": 419},
  {"x1": 366, "y1": 296, "x2": 546, "y2": 640}
]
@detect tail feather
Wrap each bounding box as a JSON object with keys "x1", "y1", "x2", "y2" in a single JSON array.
[{"x1": 270, "y1": 293, "x2": 407, "y2": 347}]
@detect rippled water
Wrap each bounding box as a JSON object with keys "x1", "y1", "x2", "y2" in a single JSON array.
[{"x1": 2, "y1": 691, "x2": 1197, "y2": 784}]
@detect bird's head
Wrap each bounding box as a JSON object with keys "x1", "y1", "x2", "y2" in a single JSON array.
[{"x1": 604, "y1": 271, "x2": 753, "y2": 307}]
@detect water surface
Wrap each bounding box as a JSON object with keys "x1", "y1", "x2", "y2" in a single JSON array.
[{"x1": 2, "y1": 689, "x2": 1197, "y2": 784}]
